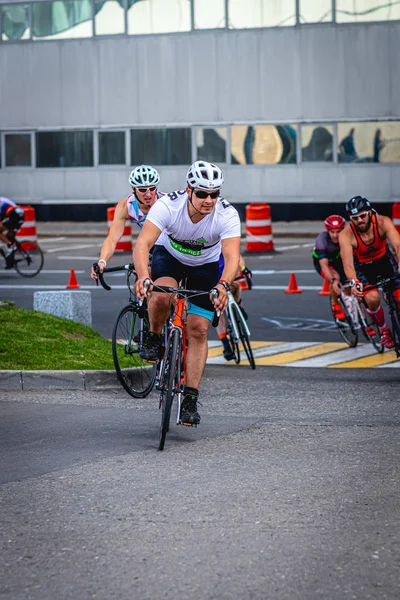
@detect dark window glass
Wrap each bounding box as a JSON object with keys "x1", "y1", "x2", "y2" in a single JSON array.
[
  {"x1": 131, "y1": 128, "x2": 191, "y2": 165},
  {"x1": 196, "y1": 127, "x2": 227, "y2": 163},
  {"x1": 5, "y1": 134, "x2": 31, "y2": 166},
  {"x1": 99, "y1": 131, "x2": 125, "y2": 165},
  {"x1": 36, "y1": 131, "x2": 94, "y2": 167},
  {"x1": 231, "y1": 125, "x2": 297, "y2": 164}
]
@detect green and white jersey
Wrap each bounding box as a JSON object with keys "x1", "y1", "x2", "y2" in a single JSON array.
[{"x1": 146, "y1": 190, "x2": 241, "y2": 266}]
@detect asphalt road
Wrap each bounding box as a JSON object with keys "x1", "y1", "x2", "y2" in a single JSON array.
[
  {"x1": 1, "y1": 236, "x2": 400, "y2": 599},
  {"x1": 1, "y1": 367, "x2": 400, "y2": 600}
]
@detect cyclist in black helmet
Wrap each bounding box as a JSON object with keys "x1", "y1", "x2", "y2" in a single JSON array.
[{"x1": 339, "y1": 196, "x2": 400, "y2": 349}]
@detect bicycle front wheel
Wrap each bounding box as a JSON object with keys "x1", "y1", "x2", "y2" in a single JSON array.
[
  {"x1": 112, "y1": 304, "x2": 156, "y2": 398},
  {"x1": 159, "y1": 328, "x2": 180, "y2": 451},
  {"x1": 331, "y1": 298, "x2": 358, "y2": 348},
  {"x1": 231, "y1": 304, "x2": 256, "y2": 369},
  {"x1": 358, "y1": 303, "x2": 383, "y2": 353},
  {"x1": 14, "y1": 241, "x2": 44, "y2": 277}
]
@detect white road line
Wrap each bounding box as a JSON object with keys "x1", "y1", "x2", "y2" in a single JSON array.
[
  {"x1": 46, "y1": 243, "x2": 101, "y2": 254},
  {"x1": 57, "y1": 256, "x2": 101, "y2": 260},
  {"x1": 285, "y1": 345, "x2": 376, "y2": 367},
  {"x1": 253, "y1": 285, "x2": 321, "y2": 291},
  {"x1": 252, "y1": 269, "x2": 315, "y2": 275},
  {"x1": 38, "y1": 237, "x2": 68, "y2": 244},
  {"x1": 0, "y1": 284, "x2": 124, "y2": 290},
  {"x1": 207, "y1": 341, "x2": 317, "y2": 364},
  {"x1": 377, "y1": 361, "x2": 400, "y2": 368},
  {"x1": 37, "y1": 270, "x2": 85, "y2": 274}
]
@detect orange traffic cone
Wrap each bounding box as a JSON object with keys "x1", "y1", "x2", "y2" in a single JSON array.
[
  {"x1": 319, "y1": 278, "x2": 331, "y2": 296},
  {"x1": 66, "y1": 268, "x2": 80, "y2": 289},
  {"x1": 284, "y1": 272, "x2": 302, "y2": 294}
]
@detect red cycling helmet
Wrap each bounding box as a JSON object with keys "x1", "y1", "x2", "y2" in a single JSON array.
[{"x1": 324, "y1": 215, "x2": 346, "y2": 231}]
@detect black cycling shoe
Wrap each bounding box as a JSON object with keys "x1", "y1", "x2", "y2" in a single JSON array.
[
  {"x1": 223, "y1": 349, "x2": 235, "y2": 361},
  {"x1": 139, "y1": 331, "x2": 162, "y2": 362},
  {"x1": 180, "y1": 392, "x2": 201, "y2": 425}
]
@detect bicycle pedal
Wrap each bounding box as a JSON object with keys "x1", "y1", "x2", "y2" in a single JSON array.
[{"x1": 179, "y1": 421, "x2": 197, "y2": 428}]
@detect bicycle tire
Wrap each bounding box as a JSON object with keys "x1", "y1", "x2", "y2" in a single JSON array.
[
  {"x1": 358, "y1": 303, "x2": 383, "y2": 353},
  {"x1": 112, "y1": 304, "x2": 156, "y2": 398},
  {"x1": 331, "y1": 297, "x2": 358, "y2": 348},
  {"x1": 231, "y1": 303, "x2": 256, "y2": 369},
  {"x1": 226, "y1": 311, "x2": 240, "y2": 364},
  {"x1": 159, "y1": 328, "x2": 180, "y2": 451},
  {"x1": 388, "y1": 298, "x2": 400, "y2": 358},
  {"x1": 14, "y1": 241, "x2": 44, "y2": 277}
]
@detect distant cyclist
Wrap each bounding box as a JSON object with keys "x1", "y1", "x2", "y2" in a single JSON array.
[
  {"x1": 0, "y1": 197, "x2": 24, "y2": 269},
  {"x1": 339, "y1": 196, "x2": 400, "y2": 349},
  {"x1": 91, "y1": 165, "x2": 163, "y2": 280},
  {"x1": 313, "y1": 214, "x2": 347, "y2": 320},
  {"x1": 217, "y1": 252, "x2": 252, "y2": 360}
]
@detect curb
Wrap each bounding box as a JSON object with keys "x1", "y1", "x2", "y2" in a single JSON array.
[{"x1": 0, "y1": 369, "x2": 124, "y2": 391}]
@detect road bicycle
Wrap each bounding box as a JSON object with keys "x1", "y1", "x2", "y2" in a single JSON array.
[
  {"x1": 361, "y1": 276, "x2": 400, "y2": 358},
  {"x1": 93, "y1": 262, "x2": 158, "y2": 398},
  {"x1": 224, "y1": 284, "x2": 256, "y2": 369},
  {"x1": 0, "y1": 239, "x2": 44, "y2": 277},
  {"x1": 331, "y1": 283, "x2": 383, "y2": 353},
  {"x1": 141, "y1": 278, "x2": 219, "y2": 451}
]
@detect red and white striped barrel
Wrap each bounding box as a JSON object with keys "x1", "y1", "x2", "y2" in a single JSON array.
[
  {"x1": 15, "y1": 205, "x2": 37, "y2": 249},
  {"x1": 245, "y1": 203, "x2": 274, "y2": 252},
  {"x1": 392, "y1": 203, "x2": 400, "y2": 234},
  {"x1": 107, "y1": 206, "x2": 132, "y2": 252}
]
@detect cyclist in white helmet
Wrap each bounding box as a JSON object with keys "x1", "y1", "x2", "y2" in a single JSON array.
[
  {"x1": 133, "y1": 161, "x2": 241, "y2": 425},
  {"x1": 91, "y1": 165, "x2": 163, "y2": 280}
]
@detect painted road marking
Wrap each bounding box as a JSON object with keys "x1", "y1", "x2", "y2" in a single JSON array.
[
  {"x1": 45, "y1": 243, "x2": 101, "y2": 253},
  {"x1": 207, "y1": 341, "x2": 400, "y2": 368}
]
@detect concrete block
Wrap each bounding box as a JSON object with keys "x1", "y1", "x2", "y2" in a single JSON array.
[
  {"x1": 84, "y1": 370, "x2": 120, "y2": 390},
  {"x1": 22, "y1": 370, "x2": 85, "y2": 390},
  {"x1": 0, "y1": 371, "x2": 22, "y2": 391},
  {"x1": 33, "y1": 291, "x2": 92, "y2": 326}
]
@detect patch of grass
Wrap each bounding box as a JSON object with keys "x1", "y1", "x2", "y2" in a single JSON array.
[{"x1": 0, "y1": 303, "x2": 116, "y2": 370}]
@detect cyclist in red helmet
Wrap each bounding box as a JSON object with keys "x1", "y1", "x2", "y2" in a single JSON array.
[{"x1": 313, "y1": 215, "x2": 348, "y2": 320}]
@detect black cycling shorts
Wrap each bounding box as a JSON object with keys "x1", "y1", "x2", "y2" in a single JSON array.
[
  {"x1": 151, "y1": 245, "x2": 219, "y2": 315},
  {"x1": 355, "y1": 250, "x2": 400, "y2": 292},
  {"x1": 313, "y1": 257, "x2": 347, "y2": 284}
]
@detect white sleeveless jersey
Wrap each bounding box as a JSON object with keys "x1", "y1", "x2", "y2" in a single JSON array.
[
  {"x1": 126, "y1": 192, "x2": 164, "y2": 229},
  {"x1": 146, "y1": 190, "x2": 241, "y2": 266}
]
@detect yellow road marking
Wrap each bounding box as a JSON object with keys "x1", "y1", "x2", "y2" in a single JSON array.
[
  {"x1": 329, "y1": 350, "x2": 399, "y2": 368},
  {"x1": 207, "y1": 340, "x2": 278, "y2": 358},
  {"x1": 253, "y1": 342, "x2": 347, "y2": 366}
]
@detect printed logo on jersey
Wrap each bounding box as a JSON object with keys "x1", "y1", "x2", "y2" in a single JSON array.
[{"x1": 168, "y1": 235, "x2": 218, "y2": 256}]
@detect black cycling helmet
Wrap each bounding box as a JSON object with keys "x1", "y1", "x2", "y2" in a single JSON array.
[
  {"x1": 4, "y1": 207, "x2": 24, "y2": 229},
  {"x1": 346, "y1": 196, "x2": 371, "y2": 216}
]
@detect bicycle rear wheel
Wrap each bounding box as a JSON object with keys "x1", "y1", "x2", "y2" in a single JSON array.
[
  {"x1": 231, "y1": 303, "x2": 256, "y2": 369},
  {"x1": 331, "y1": 298, "x2": 358, "y2": 347},
  {"x1": 358, "y1": 303, "x2": 383, "y2": 353},
  {"x1": 112, "y1": 303, "x2": 156, "y2": 398},
  {"x1": 226, "y1": 314, "x2": 240, "y2": 364},
  {"x1": 14, "y1": 241, "x2": 44, "y2": 277},
  {"x1": 159, "y1": 328, "x2": 180, "y2": 451}
]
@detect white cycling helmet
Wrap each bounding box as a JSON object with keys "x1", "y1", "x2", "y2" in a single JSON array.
[
  {"x1": 186, "y1": 161, "x2": 224, "y2": 191},
  {"x1": 129, "y1": 165, "x2": 160, "y2": 187}
]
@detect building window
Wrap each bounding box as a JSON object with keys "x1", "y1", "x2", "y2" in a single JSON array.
[
  {"x1": 95, "y1": 0, "x2": 125, "y2": 35},
  {"x1": 299, "y1": 0, "x2": 332, "y2": 23},
  {"x1": 196, "y1": 128, "x2": 227, "y2": 163},
  {"x1": 99, "y1": 131, "x2": 126, "y2": 165},
  {"x1": 5, "y1": 134, "x2": 32, "y2": 167},
  {"x1": 36, "y1": 131, "x2": 94, "y2": 167},
  {"x1": 1, "y1": 4, "x2": 30, "y2": 41},
  {"x1": 32, "y1": 1, "x2": 93, "y2": 40},
  {"x1": 128, "y1": 0, "x2": 191, "y2": 35},
  {"x1": 131, "y1": 128, "x2": 192, "y2": 165},
  {"x1": 336, "y1": 1, "x2": 400, "y2": 22},
  {"x1": 228, "y1": 0, "x2": 296, "y2": 28},
  {"x1": 338, "y1": 122, "x2": 400, "y2": 163},
  {"x1": 301, "y1": 125, "x2": 333, "y2": 162},
  {"x1": 231, "y1": 125, "x2": 297, "y2": 164},
  {"x1": 194, "y1": 0, "x2": 226, "y2": 29}
]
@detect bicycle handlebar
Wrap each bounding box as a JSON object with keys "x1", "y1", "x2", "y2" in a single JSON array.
[{"x1": 92, "y1": 262, "x2": 134, "y2": 291}]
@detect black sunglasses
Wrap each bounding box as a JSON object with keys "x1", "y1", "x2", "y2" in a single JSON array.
[{"x1": 193, "y1": 190, "x2": 220, "y2": 200}]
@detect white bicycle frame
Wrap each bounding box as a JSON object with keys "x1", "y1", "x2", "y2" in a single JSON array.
[{"x1": 226, "y1": 290, "x2": 251, "y2": 341}]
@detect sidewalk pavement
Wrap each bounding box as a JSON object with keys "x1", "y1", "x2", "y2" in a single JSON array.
[{"x1": 36, "y1": 221, "x2": 321, "y2": 238}]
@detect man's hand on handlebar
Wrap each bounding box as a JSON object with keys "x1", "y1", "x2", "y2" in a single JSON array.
[
  {"x1": 351, "y1": 279, "x2": 364, "y2": 299},
  {"x1": 331, "y1": 279, "x2": 342, "y2": 295},
  {"x1": 134, "y1": 276, "x2": 152, "y2": 301},
  {"x1": 212, "y1": 283, "x2": 228, "y2": 312},
  {"x1": 91, "y1": 259, "x2": 107, "y2": 281}
]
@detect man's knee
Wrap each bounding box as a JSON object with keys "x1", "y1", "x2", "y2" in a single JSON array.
[
  {"x1": 188, "y1": 322, "x2": 209, "y2": 343},
  {"x1": 365, "y1": 291, "x2": 380, "y2": 310}
]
